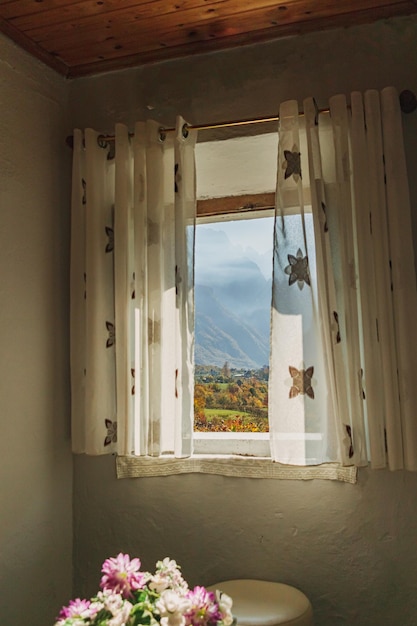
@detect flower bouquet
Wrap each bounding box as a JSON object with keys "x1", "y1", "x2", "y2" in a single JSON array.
[{"x1": 55, "y1": 554, "x2": 234, "y2": 626}]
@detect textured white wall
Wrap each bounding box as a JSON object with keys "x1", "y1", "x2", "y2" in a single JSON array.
[
  {"x1": 0, "y1": 34, "x2": 73, "y2": 626},
  {"x1": 69, "y1": 15, "x2": 417, "y2": 626}
]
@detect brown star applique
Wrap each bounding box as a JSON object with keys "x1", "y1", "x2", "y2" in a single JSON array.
[
  {"x1": 106, "y1": 321, "x2": 115, "y2": 348},
  {"x1": 285, "y1": 248, "x2": 311, "y2": 290},
  {"x1": 104, "y1": 419, "x2": 117, "y2": 446},
  {"x1": 289, "y1": 366, "x2": 315, "y2": 399},
  {"x1": 283, "y1": 146, "x2": 302, "y2": 181},
  {"x1": 344, "y1": 424, "x2": 354, "y2": 459}
]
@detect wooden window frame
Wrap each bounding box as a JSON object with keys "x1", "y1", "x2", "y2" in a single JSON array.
[{"x1": 197, "y1": 192, "x2": 275, "y2": 218}]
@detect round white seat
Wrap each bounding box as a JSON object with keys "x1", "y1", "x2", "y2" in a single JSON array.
[{"x1": 208, "y1": 579, "x2": 313, "y2": 626}]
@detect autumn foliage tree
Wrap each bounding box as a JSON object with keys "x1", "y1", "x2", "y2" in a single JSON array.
[{"x1": 194, "y1": 373, "x2": 269, "y2": 432}]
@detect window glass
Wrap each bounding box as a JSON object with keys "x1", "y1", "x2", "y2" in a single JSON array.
[{"x1": 194, "y1": 215, "x2": 273, "y2": 435}]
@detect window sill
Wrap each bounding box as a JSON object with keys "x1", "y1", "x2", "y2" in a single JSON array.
[
  {"x1": 116, "y1": 454, "x2": 357, "y2": 483},
  {"x1": 193, "y1": 432, "x2": 270, "y2": 456}
]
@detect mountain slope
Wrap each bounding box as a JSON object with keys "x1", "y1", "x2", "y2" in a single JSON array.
[
  {"x1": 195, "y1": 284, "x2": 270, "y2": 368},
  {"x1": 194, "y1": 224, "x2": 274, "y2": 369}
]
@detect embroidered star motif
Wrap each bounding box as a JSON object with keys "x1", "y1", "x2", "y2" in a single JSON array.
[
  {"x1": 105, "y1": 226, "x2": 114, "y2": 253},
  {"x1": 285, "y1": 248, "x2": 311, "y2": 289},
  {"x1": 131, "y1": 272, "x2": 135, "y2": 300},
  {"x1": 289, "y1": 366, "x2": 315, "y2": 399},
  {"x1": 174, "y1": 162, "x2": 182, "y2": 193},
  {"x1": 321, "y1": 201, "x2": 329, "y2": 232},
  {"x1": 81, "y1": 178, "x2": 87, "y2": 205},
  {"x1": 131, "y1": 368, "x2": 135, "y2": 396},
  {"x1": 104, "y1": 419, "x2": 117, "y2": 446},
  {"x1": 106, "y1": 321, "x2": 115, "y2": 348},
  {"x1": 283, "y1": 146, "x2": 302, "y2": 181},
  {"x1": 360, "y1": 368, "x2": 366, "y2": 400},
  {"x1": 344, "y1": 424, "x2": 354, "y2": 458},
  {"x1": 333, "y1": 311, "x2": 341, "y2": 343}
]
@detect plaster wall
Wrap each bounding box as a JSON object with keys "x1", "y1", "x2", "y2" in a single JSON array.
[
  {"x1": 0, "y1": 33, "x2": 73, "y2": 625},
  {"x1": 70, "y1": 16, "x2": 417, "y2": 626}
]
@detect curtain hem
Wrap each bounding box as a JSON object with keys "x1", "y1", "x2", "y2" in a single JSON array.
[{"x1": 116, "y1": 455, "x2": 357, "y2": 483}]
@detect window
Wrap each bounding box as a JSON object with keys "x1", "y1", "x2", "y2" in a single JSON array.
[
  {"x1": 193, "y1": 132, "x2": 278, "y2": 456},
  {"x1": 193, "y1": 213, "x2": 274, "y2": 456},
  {"x1": 73, "y1": 92, "x2": 409, "y2": 480}
]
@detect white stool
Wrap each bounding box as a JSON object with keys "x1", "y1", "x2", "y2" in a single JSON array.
[{"x1": 208, "y1": 579, "x2": 313, "y2": 626}]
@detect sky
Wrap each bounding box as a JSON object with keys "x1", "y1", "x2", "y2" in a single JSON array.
[
  {"x1": 196, "y1": 217, "x2": 274, "y2": 279},
  {"x1": 215, "y1": 217, "x2": 274, "y2": 252}
]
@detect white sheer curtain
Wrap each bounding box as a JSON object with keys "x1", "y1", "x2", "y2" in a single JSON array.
[
  {"x1": 70, "y1": 117, "x2": 197, "y2": 457},
  {"x1": 269, "y1": 87, "x2": 417, "y2": 470}
]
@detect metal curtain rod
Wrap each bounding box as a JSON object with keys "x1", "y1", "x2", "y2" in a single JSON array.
[
  {"x1": 65, "y1": 90, "x2": 416, "y2": 148},
  {"x1": 165, "y1": 113, "x2": 283, "y2": 133},
  {"x1": 66, "y1": 113, "x2": 288, "y2": 147}
]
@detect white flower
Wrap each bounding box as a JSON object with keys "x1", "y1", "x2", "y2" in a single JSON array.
[
  {"x1": 103, "y1": 592, "x2": 128, "y2": 615},
  {"x1": 157, "y1": 589, "x2": 191, "y2": 615},
  {"x1": 157, "y1": 557, "x2": 179, "y2": 571},
  {"x1": 97, "y1": 589, "x2": 113, "y2": 601},
  {"x1": 160, "y1": 615, "x2": 186, "y2": 626},
  {"x1": 221, "y1": 612, "x2": 234, "y2": 626},
  {"x1": 89, "y1": 600, "x2": 105, "y2": 616},
  {"x1": 155, "y1": 558, "x2": 188, "y2": 594},
  {"x1": 156, "y1": 589, "x2": 192, "y2": 626},
  {"x1": 216, "y1": 591, "x2": 234, "y2": 626},
  {"x1": 108, "y1": 600, "x2": 133, "y2": 626},
  {"x1": 216, "y1": 591, "x2": 233, "y2": 613},
  {"x1": 149, "y1": 573, "x2": 170, "y2": 593}
]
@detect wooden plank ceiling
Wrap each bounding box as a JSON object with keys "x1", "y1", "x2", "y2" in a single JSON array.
[{"x1": 1, "y1": 0, "x2": 417, "y2": 78}]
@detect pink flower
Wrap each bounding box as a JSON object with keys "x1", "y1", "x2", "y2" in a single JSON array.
[
  {"x1": 185, "y1": 587, "x2": 221, "y2": 626},
  {"x1": 100, "y1": 553, "x2": 146, "y2": 598},
  {"x1": 57, "y1": 598, "x2": 97, "y2": 620}
]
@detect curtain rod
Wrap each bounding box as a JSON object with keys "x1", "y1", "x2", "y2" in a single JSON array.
[
  {"x1": 65, "y1": 89, "x2": 416, "y2": 148},
  {"x1": 65, "y1": 113, "x2": 288, "y2": 147}
]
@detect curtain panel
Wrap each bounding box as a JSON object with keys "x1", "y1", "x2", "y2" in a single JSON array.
[
  {"x1": 269, "y1": 87, "x2": 417, "y2": 470},
  {"x1": 70, "y1": 118, "x2": 197, "y2": 456}
]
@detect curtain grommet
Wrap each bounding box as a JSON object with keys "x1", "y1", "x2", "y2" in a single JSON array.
[
  {"x1": 97, "y1": 134, "x2": 108, "y2": 149},
  {"x1": 182, "y1": 123, "x2": 189, "y2": 139},
  {"x1": 159, "y1": 128, "x2": 167, "y2": 142},
  {"x1": 399, "y1": 90, "x2": 417, "y2": 114}
]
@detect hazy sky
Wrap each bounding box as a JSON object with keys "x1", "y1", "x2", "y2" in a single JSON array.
[
  {"x1": 197, "y1": 216, "x2": 274, "y2": 253},
  {"x1": 196, "y1": 217, "x2": 274, "y2": 280}
]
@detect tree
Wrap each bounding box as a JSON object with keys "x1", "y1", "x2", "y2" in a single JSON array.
[{"x1": 221, "y1": 361, "x2": 231, "y2": 378}]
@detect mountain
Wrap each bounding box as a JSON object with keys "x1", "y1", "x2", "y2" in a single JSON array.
[{"x1": 194, "y1": 225, "x2": 272, "y2": 369}]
